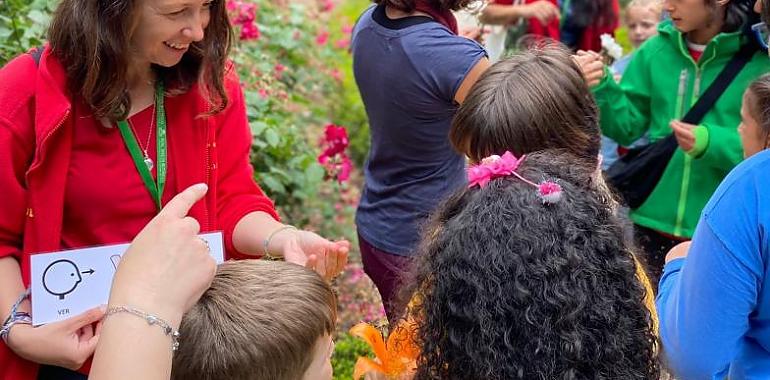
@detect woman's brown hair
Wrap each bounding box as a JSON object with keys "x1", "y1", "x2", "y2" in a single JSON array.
[
  {"x1": 450, "y1": 46, "x2": 601, "y2": 166},
  {"x1": 48, "y1": 0, "x2": 232, "y2": 121},
  {"x1": 746, "y1": 73, "x2": 770, "y2": 146},
  {"x1": 373, "y1": 0, "x2": 473, "y2": 12}
]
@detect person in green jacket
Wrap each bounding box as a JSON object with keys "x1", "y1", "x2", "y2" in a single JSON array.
[{"x1": 574, "y1": 0, "x2": 769, "y2": 282}]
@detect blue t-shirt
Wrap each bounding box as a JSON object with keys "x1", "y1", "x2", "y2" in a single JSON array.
[
  {"x1": 657, "y1": 149, "x2": 770, "y2": 379},
  {"x1": 351, "y1": 5, "x2": 486, "y2": 255}
]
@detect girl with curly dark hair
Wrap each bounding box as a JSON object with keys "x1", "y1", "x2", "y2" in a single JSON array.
[{"x1": 404, "y1": 150, "x2": 659, "y2": 380}]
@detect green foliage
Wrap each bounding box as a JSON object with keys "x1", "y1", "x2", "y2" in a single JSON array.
[
  {"x1": 615, "y1": 27, "x2": 634, "y2": 54},
  {"x1": 0, "y1": 0, "x2": 57, "y2": 65},
  {"x1": 332, "y1": 332, "x2": 375, "y2": 380},
  {"x1": 231, "y1": 1, "x2": 363, "y2": 240},
  {"x1": 325, "y1": 0, "x2": 371, "y2": 167}
]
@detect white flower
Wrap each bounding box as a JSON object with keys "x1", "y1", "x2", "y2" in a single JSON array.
[{"x1": 600, "y1": 33, "x2": 623, "y2": 60}]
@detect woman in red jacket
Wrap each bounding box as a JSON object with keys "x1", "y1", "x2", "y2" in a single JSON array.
[{"x1": 0, "y1": 0, "x2": 348, "y2": 379}]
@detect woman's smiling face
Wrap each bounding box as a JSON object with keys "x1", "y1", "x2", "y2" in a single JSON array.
[{"x1": 129, "y1": 0, "x2": 213, "y2": 67}]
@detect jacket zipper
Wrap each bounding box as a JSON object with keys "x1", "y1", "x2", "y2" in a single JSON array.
[
  {"x1": 673, "y1": 47, "x2": 718, "y2": 236},
  {"x1": 203, "y1": 125, "x2": 211, "y2": 231},
  {"x1": 28, "y1": 110, "x2": 70, "y2": 174}
]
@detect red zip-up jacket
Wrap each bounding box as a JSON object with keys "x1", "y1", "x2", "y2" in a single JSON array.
[{"x1": 0, "y1": 47, "x2": 279, "y2": 379}]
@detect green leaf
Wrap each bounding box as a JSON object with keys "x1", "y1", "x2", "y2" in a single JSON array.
[
  {"x1": 259, "y1": 174, "x2": 286, "y2": 194},
  {"x1": 264, "y1": 128, "x2": 280, "y2": 147}
]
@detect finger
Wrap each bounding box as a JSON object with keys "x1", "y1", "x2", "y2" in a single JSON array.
[
  {"x1": 77, "y1": 327, "x2": 101, "y2": 360},
  {"x1": 65, "y1": 306, "x2": 106, "y2": 331},
  {"x1": 335, "y1": 250, "x2": 349, "y2": 277},
  {"x1": 158, "y1": 183, "x2": 208, "y2": 219},
  {"x1": 670, "y1": 120, "x2": 682, "y2": 130},
  {"x1": 587, "y1": 72, "x2": 604, "y2": 84},
  {"x1": 325, "y1": 245, "x2": 339, "y2": 281},
  {"x1": 78, "y1": 323, "x2": 94, "y2": 341},
  {"x1": 315, "y1": 250, "x2": 329, "y2": 280},
  {"x1": 305, "y1": 254, "x2": 318, "y2": 271},
  {"x1": 180, "y1": 216, "x2": 202, "y2": 236},
  {"x1": 335, "y1": 240, "x2": 351, "y2": 250}
]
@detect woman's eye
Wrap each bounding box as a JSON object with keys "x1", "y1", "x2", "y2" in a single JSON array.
[{"x1": 168, "y1": 8, "x2": 186, "y2": 16}]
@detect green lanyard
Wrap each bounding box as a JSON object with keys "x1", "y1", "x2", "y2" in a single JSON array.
[{"x1": 116, "y1": 81, "x2": 167, "y2": 211}]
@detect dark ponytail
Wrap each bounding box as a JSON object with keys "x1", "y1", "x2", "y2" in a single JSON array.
[{"x1": 720, "y1": 0, "x2": 760, "y2": 33}]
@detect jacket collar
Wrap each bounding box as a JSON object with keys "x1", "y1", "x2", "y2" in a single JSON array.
[
  {"x1": 658, "y1": 20, "x2": 747, "y2": 61},
  {"x1": 34, "y1": 46, "x2": 73, "y2": 142}
]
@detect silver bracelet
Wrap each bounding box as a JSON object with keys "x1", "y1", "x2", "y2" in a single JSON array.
[
  {"x1": 105, "y1": 306, "x2": 180, "y2": 351},
  {"x1": 262, "y1": 225, "x2": 298, "y2": 260},
  {"x1": 1, "y1": 288, "x2": 32, "y2": 344}
]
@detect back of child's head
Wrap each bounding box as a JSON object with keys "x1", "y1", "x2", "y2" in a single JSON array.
[
  {"x1": 170, "y1": 260, "x2": 337, "y2": 380},
  {"x1": 404, "y1": 150, "x2": 658, "y2": 379},
  {"x1": 747, "y1": 73, "x2": 770, "y2": 127},
  {"x1": 450, "y1": 47, "x2": 601, "y2": 168},
  {"x1": 742, "y1": 74, "x2": 770, "y2": 155}
]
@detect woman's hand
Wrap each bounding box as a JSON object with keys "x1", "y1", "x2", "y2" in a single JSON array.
[
  {"x1": 108, "y1": 183, "x2": 217, "y2": 326},
  {"x1": 573, "y1": 51, "x2": 605, "y2": 87},
  {"x1": 670, "y1": 120, "x2": 697, "y2": 152},
  {"x1": 273, "y1": 230, "x2": 350, "y2": 281},
  {"x1": 6, "y1": 306, "x2": 104, "y2": 370},
  {"x1": 519, "y1": 1, "x2": 560, "y2": 24},
  {"x1": 665, "y1": 241, "x2": 692, "y2": 264}
]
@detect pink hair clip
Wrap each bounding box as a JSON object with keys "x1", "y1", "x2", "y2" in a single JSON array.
[{"x1": 467, "y1": 151, "x2": 563, "y2": 204}]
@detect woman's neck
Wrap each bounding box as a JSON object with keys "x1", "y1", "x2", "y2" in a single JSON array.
[
  {"x1": 126, "y1": 63, "x2": 156, "y2": 117},
  {"x1": 384, "y1": 5, "x2": 431, "y2": 19}
]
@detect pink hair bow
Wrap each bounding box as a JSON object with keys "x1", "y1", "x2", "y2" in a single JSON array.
[{"x1": 467, "y1": 151, "x2": 563, "y2": 204}]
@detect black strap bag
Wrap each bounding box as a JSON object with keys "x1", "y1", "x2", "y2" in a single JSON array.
[{"x1": 606, "y1": 41, "x2": 757, "y2": 209}]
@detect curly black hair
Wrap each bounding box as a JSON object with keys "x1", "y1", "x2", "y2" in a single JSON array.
[{"x1": 402, "y1": 151, "x2": 659, "y2": 380}]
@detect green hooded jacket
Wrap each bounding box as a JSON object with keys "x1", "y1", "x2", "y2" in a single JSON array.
[{"x1": 593, "y1": 20, "x2": 769, "y2": 238}]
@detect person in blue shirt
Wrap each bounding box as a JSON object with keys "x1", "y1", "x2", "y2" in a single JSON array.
[
  {"x1": 656, "y1": 7, "x2": 770, "y2": 375},
  {"x1": 351, "y1": 0, "x2": 489, "y2": 323}
]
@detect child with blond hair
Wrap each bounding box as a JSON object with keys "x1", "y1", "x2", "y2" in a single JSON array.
[{"x1": 171, "y1": 260, "x2": 337, "y2": 380}]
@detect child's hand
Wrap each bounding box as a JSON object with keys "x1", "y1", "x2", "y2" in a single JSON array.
[
  {"x1": 670, "y1": 120, "x2": 697, "y2": 152},
  {"x1": 573, "y1": 51, "x2": 604, "y2": 87},
  {"x1": 7, "y1": 307, "x2": 105, "y2": 370}
]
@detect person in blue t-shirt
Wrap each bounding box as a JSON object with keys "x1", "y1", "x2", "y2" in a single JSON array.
[
  {"x1": 656, "y1": 6, "x2": 770, "y2": 375},
  {"x1": 351, "y1": 0, "x2": 489, "y2": 322}
]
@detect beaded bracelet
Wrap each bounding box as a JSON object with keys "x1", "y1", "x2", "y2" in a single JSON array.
[
  {"x1": 105, "y1": 306, "x2": 180, "y2": 351},
  {"x1": 262, "y1": 225, "x2": 298, "y2": 260},
  {"x1": 1, "y1": 288, "x2": 32, "y2": 344}
]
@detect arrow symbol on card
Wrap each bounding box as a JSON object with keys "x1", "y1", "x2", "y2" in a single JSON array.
[{"x1": 81, "y1": 269, "x2": 95, "y2": 275}]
